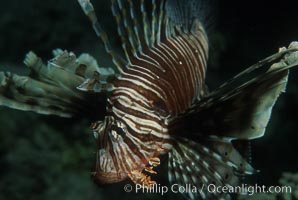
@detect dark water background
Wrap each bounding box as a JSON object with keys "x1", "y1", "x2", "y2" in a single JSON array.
[{"x1": 0, "y1": 0, "x2": 298, "y2": 199}]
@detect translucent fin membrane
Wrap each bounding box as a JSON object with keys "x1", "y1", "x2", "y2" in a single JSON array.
[
  {"x1": 0, "y1": 50, "x2": 114, "y2": 117},
  {"x1": 168, "y1": 137, "x2": 255, "y2": 200},
  {"x1": 175, "y1": 43, "x2": 298, "y2": 140},
  {"x1": 165, "y1": 0, "x2": 210, "y2": 33},
  {"x1": 78, "y1": 0, "x2": 208, "y2": 69}
]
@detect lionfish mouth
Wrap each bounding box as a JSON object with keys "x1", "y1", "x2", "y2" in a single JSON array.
[{"x1": 92, "y1": 169, "x2": 128, "y2": 185}]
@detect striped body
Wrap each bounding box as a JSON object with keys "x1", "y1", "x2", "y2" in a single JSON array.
[
  {"x1": 84, "y1": 0, "x2": 211, "y2": 185},
  {"x1": 113, "y1": 34, "x2": 208, "y2": 115},
  {"x1": 93, "y1": 25, "x2": 209, "y2": 184}
]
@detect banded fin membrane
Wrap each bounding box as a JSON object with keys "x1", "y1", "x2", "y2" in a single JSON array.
[
  {"x1": 78, "y1": 0, "x2": 208, "y2": 64},
  {"x1": 174, "y1": 42, "x2": 298, "y2": 140},
  {"x1": 167, "y1": 43, "x2": 298, "y2": 200},
  {"x1": 78, "y1": 0, "x2": 210, "y2": 115},
  {"x1": 0, "y1": 50, "x2": 116, "y2": 118},
  {"x1": 165, "y1": 0, "x2": 211, "y2": 33},
  {"x1": 168, "y1": 137, "x2": 255, "y2": 200}
]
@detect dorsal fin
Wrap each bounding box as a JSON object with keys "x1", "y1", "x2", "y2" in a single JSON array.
[
  {"x1": 78, "y1": 0, "x2": 127, "y2": 73},
  {"x1": 165, "y1": 0, "x2": 211, "y2": 33}
]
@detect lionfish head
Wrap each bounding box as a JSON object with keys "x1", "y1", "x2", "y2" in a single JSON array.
[{"x1": 90, "y1": 116, "x2": 148, "y2": 185}]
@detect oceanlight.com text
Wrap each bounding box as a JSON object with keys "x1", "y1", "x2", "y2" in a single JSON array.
[{"x1": 123, "y1": 183, "x2": 292, "y2": 196}]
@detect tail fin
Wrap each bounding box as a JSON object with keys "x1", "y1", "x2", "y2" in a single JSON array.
[
  {"x1": 168, "y1": 137, "x2": 255, "y2": 200},
  {"x1": 0, "y1": 50, "x2": 116, "y2": 118},
  {"x1": 173, "y1": 42, "x2": 298, "y2": 140}
]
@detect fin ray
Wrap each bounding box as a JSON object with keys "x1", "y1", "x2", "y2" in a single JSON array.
[
  {"x1": 0, "y1": 50, "x2": 116, "y2": 117},
  {"x1": 168, "y1": 138, "x2": 251, "y2": 199},
  {"x1": 174, "y1": 44, "x2": 298, "y2": 139}
]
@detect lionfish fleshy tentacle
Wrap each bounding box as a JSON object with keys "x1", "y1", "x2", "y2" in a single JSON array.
[
  {"x1": 128, "y1": 170, "x2": 156, "y2": 188},
  {"x1": 128, "y1": 156, "x2": 161, "y2": 188}
]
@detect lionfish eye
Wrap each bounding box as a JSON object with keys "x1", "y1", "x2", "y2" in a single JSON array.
[{"x1": 109, "y1": 124, "x2": 126, "y2": 142}]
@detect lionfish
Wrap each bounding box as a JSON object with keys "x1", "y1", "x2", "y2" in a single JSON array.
[{"x1": 0, "y1": 0, "x2": 298, "y2": 199}]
